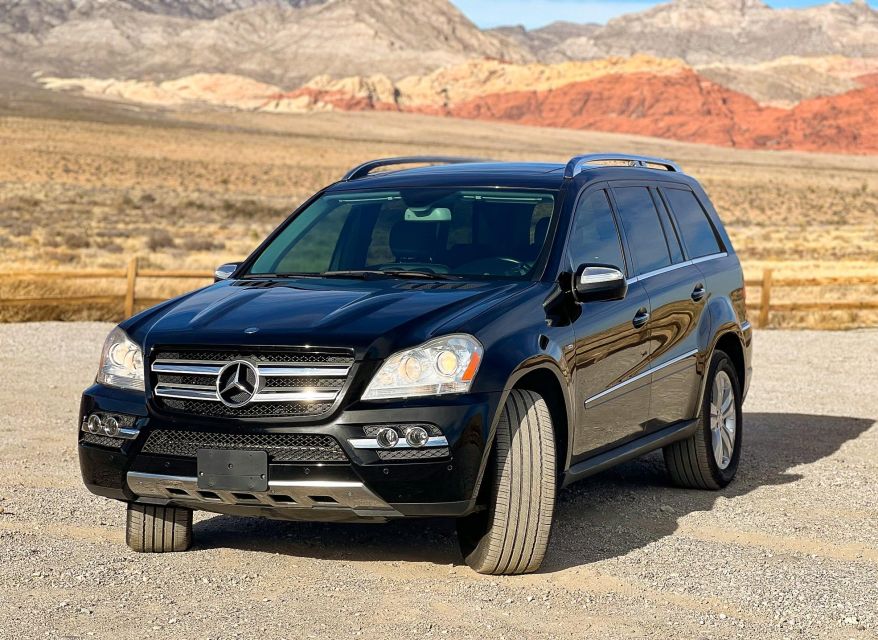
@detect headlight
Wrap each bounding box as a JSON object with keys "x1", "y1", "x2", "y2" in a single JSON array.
[
  {"x1": 96, "y1": 327, "x2": 145, "y2": 392},
  {"x1": 362, "y1": 334, "x2": 483, "y2": 400}
]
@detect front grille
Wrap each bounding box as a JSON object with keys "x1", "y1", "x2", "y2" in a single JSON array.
[
  {"x1": 80, "y1": 433, "x2": 124, "y2": 449},
  {"x1": 160, "y1": 399, "x2": 335, "y2": 418},
  {"x1": 377, "y1": 448, "x2": 450, "y2": 461},
  {"x1": 141, "y1": 430, "x2": 348, "y2": 463},
  {"x1": 150, "y1": 347, "x2": 354, "y2": 419}
]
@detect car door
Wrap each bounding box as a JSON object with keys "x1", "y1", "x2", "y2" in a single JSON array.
[
  {"x1": 611, "y1": 184, "x2": 707, "y2": 431},
  {"x1": 568, "y1": 187, "x2": 653, "y2": 460}
]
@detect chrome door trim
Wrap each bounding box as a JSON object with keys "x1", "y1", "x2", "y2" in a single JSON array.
[
  {"x1": 627, "y1": 252, "x2": 727, "y2": 285},
  {"x1": 585, "y1": 349, "x2": 699, "y2": 407}
]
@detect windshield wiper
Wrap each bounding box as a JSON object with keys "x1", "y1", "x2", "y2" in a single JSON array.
[
  {"x1": 240, "y1": 273, "x2": 321, "y2": 279},
  {"x1": 321, "y1": 270, "x2": 392, "y2": 279},
  {"x1": 321, "y1": 270, "x2": 461, "y2": 281},
  {"x1": 382, "y1": 270, "x2": 462, "y2": 280}
]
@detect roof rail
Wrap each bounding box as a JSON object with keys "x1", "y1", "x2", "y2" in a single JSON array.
[
  {"x1": 564, "y1": 153, "x2": 682, "y2": 179},
  {"x1": 342, "y1": 156, "x2": 484, "y2": 181}
]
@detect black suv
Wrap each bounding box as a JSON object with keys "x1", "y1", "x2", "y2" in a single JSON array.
[{"x1": 79, "y1": 154, "x2": 752, "y2": 575}]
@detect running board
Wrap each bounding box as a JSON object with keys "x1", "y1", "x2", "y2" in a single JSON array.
[{"x1": 562, "y1": 419, "x2": 698, "y2": 487}]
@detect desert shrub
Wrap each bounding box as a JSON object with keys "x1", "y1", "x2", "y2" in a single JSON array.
[
  {"x1": 146, "y1": 229, "x2": 175, "y2": 251},
  {"x1": 44, "y1": 249, "x2": 78, "y2": 264},
  {"x1": 62, "y1": 232, "x2": 91, "y2": 249},
  {"x1": 98, "y1": 241, "x2": 124, "y2": 253},
  {"x1": 180, "y1": 236, "x2": 224, "y2": 252},
  {"x1": 41, "y1": 233, "x2": 62, "y2": 247}
]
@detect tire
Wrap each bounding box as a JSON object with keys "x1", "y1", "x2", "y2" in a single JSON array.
[
  {"x1": 663, "y1": 350, "x2": 742, "y2": 490},
  {"x1": 126, "y1": 503, "x2": 193, "y2": 553},
  {"x1": 457, "y1": 389, "x2": 556, "y2": 575}
]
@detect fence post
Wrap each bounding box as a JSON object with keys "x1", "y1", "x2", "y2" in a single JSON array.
[
  {"x1": 124, "y1": 256, "x2": 138, "y2": 319},
  {"x1": 759, "y1": 268, "x2": 773, "y2": 328}
]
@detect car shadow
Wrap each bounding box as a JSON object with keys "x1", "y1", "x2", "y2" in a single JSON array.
[{"x1": 192, "y1": 412, "x2": 874, "y2": 571}]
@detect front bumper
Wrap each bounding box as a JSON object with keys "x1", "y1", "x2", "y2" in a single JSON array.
[{"x1": 78, "y1": 385, "x2": 502, "y2": 522}]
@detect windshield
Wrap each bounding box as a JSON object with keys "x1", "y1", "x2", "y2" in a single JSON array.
[{"x1": 247, "y1": 188, "x2": 557, "y2": 280}]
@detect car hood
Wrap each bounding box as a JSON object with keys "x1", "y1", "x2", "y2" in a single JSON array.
[{"x1": 133, "y1": 278, "x2": 531, "y2": 360}]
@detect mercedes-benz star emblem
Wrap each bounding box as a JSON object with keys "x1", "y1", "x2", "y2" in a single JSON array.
[{"x1": 216, "y1": 360, "x2": 260, "y2": 408}]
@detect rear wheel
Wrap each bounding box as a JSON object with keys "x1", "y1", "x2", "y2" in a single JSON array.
[
  {"x1": 664, "y1": 350, "x2": 742, "y2": 489},
  {"x1": 126, "y1": 503, "x2": 193, "y2": 553},
  {"x1": 457, "y1": 389, "x2": 556, "y2": 575}
]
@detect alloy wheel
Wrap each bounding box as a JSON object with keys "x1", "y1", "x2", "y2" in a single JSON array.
[{"x1": 710, "y1": 370, "x2": 737, "y2": 469}]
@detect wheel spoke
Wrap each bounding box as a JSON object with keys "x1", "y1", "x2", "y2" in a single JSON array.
[
  {"x1": 720, "y1": 424, "x2": 734, "y2": 460},
  {"x1": 721, "y1": 381, "x2": 733, "y2": 413},
  {"x1": 712, "y1": 428, "x2": 724, "y2": 464}
]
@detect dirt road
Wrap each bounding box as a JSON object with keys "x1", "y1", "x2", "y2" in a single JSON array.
[{"x1": 0, "y1": 323, "x2": 875, "y2": 639}]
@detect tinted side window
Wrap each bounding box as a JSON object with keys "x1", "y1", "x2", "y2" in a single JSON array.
[
  {"x1": 652, "y1": 189, "x2": 685, "y2": 264},
  {"x1": 663, "y1": 188, "x2": 722, "y2": 258},
  {"x1": 568, "y1": 190, "x2": 626, "y2": 272},
  {"x1": 612, "y1": 186, "x2": 671, "y2": 276}
]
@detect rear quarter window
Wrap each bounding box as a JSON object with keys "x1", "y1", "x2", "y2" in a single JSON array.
[
  {"x1": 662, "y1": 188, "x2": 722, "y2": 258},
  {"x1": 612, "y1": 185, "x2": 672, "y2": 276}
]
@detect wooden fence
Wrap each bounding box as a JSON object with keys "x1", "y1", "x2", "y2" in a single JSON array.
[
  {"x1": 2, "y1": 260, "x2": 878, "y2": 327},
  {"x1": 0, "y1": 257, "x2": 212, "y2": 318},
  {"x1": 745, "y1": 269, "x2": 878, "y2": 328}
]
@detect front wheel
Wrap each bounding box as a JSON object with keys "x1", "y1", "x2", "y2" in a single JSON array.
[
  {"x1": 126, "y1": 503, "x2": 193, "y2": 553},
  {"x1": 457, "y1": 389, "x2": 556, "y2": 575},
  {"x1": 663, "y1": 350, "x2": 742, "y2": 489}
]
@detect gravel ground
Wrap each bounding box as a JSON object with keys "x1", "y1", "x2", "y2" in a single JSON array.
[{"x1": 0, "y1": 323, "x2": 876, "y2": 640}]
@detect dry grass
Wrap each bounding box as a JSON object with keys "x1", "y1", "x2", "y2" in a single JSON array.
[{"x1": 1, "y1": 103, "x2": 877, "y2": 327}]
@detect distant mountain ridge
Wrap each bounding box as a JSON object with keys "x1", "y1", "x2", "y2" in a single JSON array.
[
  {"x1": 500, "y1": 0, "x2": 878, "y2": 64},
  {"x1": 3, "y1": 0, "x2": 878, "y2": 83},
  {"x1": 0, "y1": 0, "x2": 528, "y2": 85},
  {"x1": 6, "y1": 0, "x2": 878, "y2": 154}
]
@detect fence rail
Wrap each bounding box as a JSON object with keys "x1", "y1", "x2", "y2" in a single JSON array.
[
  {"x1": 0, "y1": 257, "x2": 213, "y2": 318},
  {"x1": 2, "y1": 261, "x2": 878, "y2": 327}
]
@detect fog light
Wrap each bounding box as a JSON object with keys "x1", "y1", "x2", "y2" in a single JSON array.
[
  {"x1": 87, "y1": 414, "x2": 102, "y2": 434},
  {"x1": 102, "y1": 415, "x2": 120, "y2": 437},
  {"x1": 375, "y1": 427, "x2": 399, "y2": 449},
  {"x1": 405, "y1": 426, "x2": 429, "y2": 448}
]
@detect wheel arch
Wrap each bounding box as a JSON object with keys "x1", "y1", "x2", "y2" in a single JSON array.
[
  {"x1": 507, "y1": 365, "x2": 571, "y2": 477},
  {"x1": 697, "y1": 328, "x2": 746, "y2": 412}
]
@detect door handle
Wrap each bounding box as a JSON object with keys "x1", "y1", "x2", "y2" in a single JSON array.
[
  {"x1": 691, "y1": 284, "x2": 706, "y2": 302},
  {"x1": 632, "y1": 308, "x2": 650, "y2": 328}
]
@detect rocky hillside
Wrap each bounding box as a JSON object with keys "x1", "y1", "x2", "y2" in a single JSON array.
[
  {"x1": 5, "y1": 0, "x2": 878, "y2": 82},
  {"x1": 505, "y1": 0, "x2": 878, "y2": 64},
  {"x1": 0, "y1": 0, "x2": 530, "y2": 85}
]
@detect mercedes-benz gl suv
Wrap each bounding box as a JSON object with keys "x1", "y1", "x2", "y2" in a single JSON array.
[{"x1": 78, "y1": 154, "x2": 752, "y2": 575}]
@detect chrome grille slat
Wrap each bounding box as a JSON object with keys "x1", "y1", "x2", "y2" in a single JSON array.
[
  {"x1": 154, "y1": 385, "x2": 219, "y2": 401},
  {"x1": 258, "y1": 366, "x2": 350, "y2": 377},
  {"x1": 151, "y1": 348, "x2": 354, "y2": 418},
  {"x1": 152, "y1": 363, "x2": 224, "y2": 375},
  {"x1": 251, "y1": 390, "x2": 339, "y2": 402}
]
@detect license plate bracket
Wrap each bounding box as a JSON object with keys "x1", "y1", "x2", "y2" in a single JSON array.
[{"x1": 197, "y1": 449, "x2": 268, "y2": 492}]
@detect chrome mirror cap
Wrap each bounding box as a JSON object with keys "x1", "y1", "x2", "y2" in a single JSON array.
[
  {"x1": 579, "y1": 265, "x2": 625, "y2": 285},
  {"x1": 214, "y1": 263, "x2": 239, "y2": 281},
  {"x1": 573, "y1": 263, "x2": 627, "y2": 303}
]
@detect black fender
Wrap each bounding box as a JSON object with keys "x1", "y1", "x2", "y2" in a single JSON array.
[
  {"x1": 695, "y1": 294, "x2": 748, "y2": 413},
  {"x1": 464, "y1": 352, "x2": 573, "y2": 513}
]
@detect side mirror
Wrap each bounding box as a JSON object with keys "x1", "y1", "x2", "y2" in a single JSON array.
[
  {"x1": 214, "y1": 263, "x2": 240, "y2": 282},
  {"x1": 573, "y1": 264, "x2": 627, "y2": 303}
]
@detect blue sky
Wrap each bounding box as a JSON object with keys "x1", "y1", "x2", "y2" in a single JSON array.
[{"x1": 451, "y1": 0, "x2": 875, "y2": 29}]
